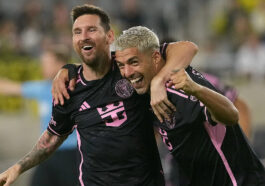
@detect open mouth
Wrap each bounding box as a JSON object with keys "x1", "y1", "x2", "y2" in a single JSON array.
[
  {"x1": 129, "y1": 76, "x2": 143, "y2": 88},
  {"x1": 82, "y1": 45, "x2": 93, "y2": 51}
]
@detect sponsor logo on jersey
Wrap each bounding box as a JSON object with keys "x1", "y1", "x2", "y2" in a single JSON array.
[
  {"x1": 97, "y1": 101, "x2": 127, "y2": 127},
  {"x1": 79, "y1": 101, "x2": 91, "y2": 111}
]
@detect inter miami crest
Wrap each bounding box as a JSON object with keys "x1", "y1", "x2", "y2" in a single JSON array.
[{"x1": 115, "y1": 79, "x2": 134, "y2": 98}]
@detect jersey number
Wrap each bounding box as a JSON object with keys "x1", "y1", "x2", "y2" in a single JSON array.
[{"x1": 159, "y1": 128, "x2": 173, "y2": 151}]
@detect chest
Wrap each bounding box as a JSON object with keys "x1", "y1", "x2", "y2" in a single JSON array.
[{"x1": 74, "y1": 100, "x2": 128, "y2": 129}]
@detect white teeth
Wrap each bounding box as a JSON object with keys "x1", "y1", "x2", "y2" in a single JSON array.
[
  {"x1": 130, "y1": 77, "x2": 142, "y2": 84},
  {"x1": 83, "y1": 46, "x2": 93, "y2": 50}
]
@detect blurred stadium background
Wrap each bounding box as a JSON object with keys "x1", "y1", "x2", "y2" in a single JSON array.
[{"x1": 0, "y1": 0, "x2": 264, "y2": 185}]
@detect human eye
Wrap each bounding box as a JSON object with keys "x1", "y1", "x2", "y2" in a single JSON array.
[
  {"x1": 89, "y1": 27, "x2": 97, "y2": 32},
  {"x1": 73, "y1": 29, "x2": 81, "y2": 35},
  {"x1": 130, "y1": 60, "x2": 139, "y2": 66},
  {"x1": 117, "y1": 62, "x2": 124, "y2": 69}
]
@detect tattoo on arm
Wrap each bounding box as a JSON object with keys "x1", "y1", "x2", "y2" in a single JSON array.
[{"x1": 17, "y1": 130, "x2": 67, "y2": 174}]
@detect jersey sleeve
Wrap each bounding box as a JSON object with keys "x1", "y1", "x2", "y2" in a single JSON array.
[
  {"x1": 47, "y1": 102, "x2": 75, "y2": 136},
  {"x1": 186, "y1": 66, "x2": 219, "y2": 126}
]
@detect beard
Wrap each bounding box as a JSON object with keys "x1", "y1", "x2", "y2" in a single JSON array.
[
  {"x1": 80, "y1": 53, "x2": 96, "y2": 67},
  {"x1": 80, "y1": 50, "x2": 111, "y2": 74}
]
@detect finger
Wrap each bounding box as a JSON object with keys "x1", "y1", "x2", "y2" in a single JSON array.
[
  {"x1": 155, "y1": 105, "x2": 170, "y2": 121},
  {"x1": 164, "y1": 99, "x2": 177, "y2": 111},
  {"x1": 51, "y1": 86, "x2": 55, "y2": 97},
  {"x1": 62, "y1": 88, "x2": 70, "y2": 100},
  {"x1": 52, "y1": 83, "x2": 60, "y2": 105},
  {"x1": 0, "y1": 179, "x2": 6, "y2": 186},
  {"x1": 59, "y1": 82, "x2": 70, "y2": 100},
  {"x1": 152, "y1": 107, "x2": 163, "y2": 123},
  {"x1": 167, "y1": 81, "x2": 173, "y2": 87},
  {"x1": 53, "y1": 94, "x2": 59, "y2": 105},
  {"x1": 69, "y1": 78, "x2": 76, "y2": 91},
  {"x1": 174, "y1": 81, "x2": 185, "y2": 90},
  {"x1": 158, "y1": 102, "x2": 173, "y2": 115},
  {"x1": 58, "y1": 93, "x2": 65, "y2": 105},
  {"x1": 170, "y1": 74, "x2": 183, "y2": 82},
  {"x1": 3, "y1": 180, "x2": 10, "y2": 186}
]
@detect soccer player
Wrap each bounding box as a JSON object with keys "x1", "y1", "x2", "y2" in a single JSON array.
[
  {"x1": 113, "y1": 26, "x2": 265, "y2": 186},
  {"x1": 157, "y1": 73, "x2": 253, "y2": 185},
  {"x1": 0, "y1": 5, "x2": 198, "y2": 186},
  {"x1": 0, "y1": 46, "x2": 78, "y2": 186}
]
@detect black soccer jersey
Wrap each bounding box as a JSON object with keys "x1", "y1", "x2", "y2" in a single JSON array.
[
  {"x1": 48, "y1": 60, "x2": 164, "y2": 186},
  {"x1": 153, "y1": 66, "x2": 265, "y2": 186}
]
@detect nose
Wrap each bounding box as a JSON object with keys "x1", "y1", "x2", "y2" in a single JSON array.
[
  {"x1": 80, "y1": 31, "x2": 90, "y2": 41},
  {"x1": 123, "y1": 65, "x2": 134, "y2": 79}
]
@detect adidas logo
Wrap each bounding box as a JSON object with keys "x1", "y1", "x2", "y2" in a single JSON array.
[{"x1": 79, "y1": 101, "x2": 90, "y2": 111}]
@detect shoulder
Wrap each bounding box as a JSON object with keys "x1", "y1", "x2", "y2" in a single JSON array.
[{"x1": 186, "y1": 66, "x2": 218, "y2": 92}]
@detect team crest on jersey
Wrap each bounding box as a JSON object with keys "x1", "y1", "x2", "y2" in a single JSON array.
[
  {"x1": 115, "y1": 79, "x2": 134, "y2": 98},
  {"x1": 189, "y1": 95, "x2": 198, "y2": 102},
  {"x1": 192, "y1": 69, "x2": 204, "y2": 79}
]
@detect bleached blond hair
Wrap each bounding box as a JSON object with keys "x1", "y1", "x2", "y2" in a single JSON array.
[{"x1": 115, "y1": 26, "x2": 160, "y2": 53}]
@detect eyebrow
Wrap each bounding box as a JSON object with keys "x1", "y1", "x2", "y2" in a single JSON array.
[
  {"x1": 72, "y1": 27, "x2": 81, "y2": 32},
  {"x1": 116, "y1": 56, "x2": 138, "y2": 65},
  {"x1": 128, "y1": 56, "x2": 138, "y2": 62},
  {"x1": 72, "y1": 26, "x2": 97, "y2": 32}
]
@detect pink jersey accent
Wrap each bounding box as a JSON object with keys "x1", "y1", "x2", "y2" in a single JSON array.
[
  {"x1": 83, "y1": 101, "x2": 90, "y2": 108},
  {"x1": 79, "y1": 101, "x2": 90, "y2": 111},
  {"x1": 166, "y1": 88, "x2": 188, "y2": 99},
  {"x1": 159, "y1": 128, "x2": 173, "y2": 151},
  {"x1": 204, "y1": 122, "x2": 238, "y2": 186},
  {"x1": 76, "y1": 67, "x2": 87, "y2": 86},
  {"x1": 76, "y1": 75, "x2": 86, "y2": 86},
  {"x1": 97, "y1": 101, "x2": 127, "y2": 127},
  {"x1": 76, "y1": 129, "x2": 85, "y2": 186},
  {"x1": 48, "y1": 125, "x2": 61, "y2": 136}
]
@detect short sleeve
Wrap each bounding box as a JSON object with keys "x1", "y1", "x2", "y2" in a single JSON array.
[
  {"x1": 186, "y1": 67, "x2": 218, "y2": 126},
  {"x1": 47, "y1": 103, "x2": 75, "y2": 136}
]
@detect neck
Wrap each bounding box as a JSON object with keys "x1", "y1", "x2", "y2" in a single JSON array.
[{"x1": 82, "y1": 53, "x2": 112, "y2": 81}]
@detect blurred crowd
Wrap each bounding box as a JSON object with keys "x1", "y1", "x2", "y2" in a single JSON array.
[
  {"x1": 0, "y1": 0, "x2": 264, "y2": 81},
  {"x1": 0, "y1": 0, "x2": 264, "y2": 185}
]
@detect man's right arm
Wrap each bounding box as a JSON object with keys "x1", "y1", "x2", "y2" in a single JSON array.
[{"x1": 0, "y1": 130, "x2": 67, "y2": 186}]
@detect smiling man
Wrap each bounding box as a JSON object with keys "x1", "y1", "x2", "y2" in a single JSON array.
[
  {"x1": 114, "y1": 26, "x2": 265, "y2": 186},
  {"x1": 0, "y1": 4, "x2": 199, "y2": 186}
]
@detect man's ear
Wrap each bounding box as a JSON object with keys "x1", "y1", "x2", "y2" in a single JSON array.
[
  {"x1": 152, "y1": 50, "x2": 162, "y2": 66},
  {"x1": 106, "y1": 29, "x2": 115, "y2": 45}
]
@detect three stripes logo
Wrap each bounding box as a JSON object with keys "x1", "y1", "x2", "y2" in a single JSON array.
[{"x1": 79, "y1": 101, "x2": 90, "y2": 111}]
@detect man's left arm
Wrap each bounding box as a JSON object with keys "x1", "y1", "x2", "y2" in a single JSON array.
[
  {"x1": 151, "y1": 41, "x2": 198, "y2": 122},
  {"x1": 170, "y1": 68, "x2": 239, "y2": 125}
]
